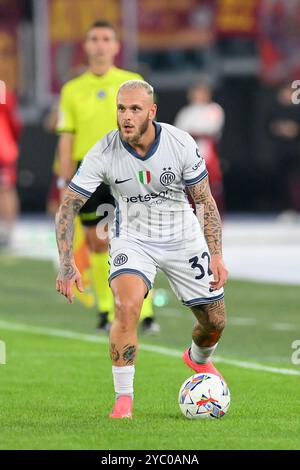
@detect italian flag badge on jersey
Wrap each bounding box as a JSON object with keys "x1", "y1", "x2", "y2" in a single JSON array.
[{"x1": 139, "y1": 170, "x2": 151, "y2": 184}]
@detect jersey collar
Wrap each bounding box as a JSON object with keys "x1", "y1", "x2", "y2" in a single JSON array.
[{"x1": 120, "y1": 122, "x2": 162, "y2": 161}]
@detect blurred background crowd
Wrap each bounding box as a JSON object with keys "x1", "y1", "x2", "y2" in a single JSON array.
[{"x1": 1, "y1": 0, "x2": 300, "y2": 241}]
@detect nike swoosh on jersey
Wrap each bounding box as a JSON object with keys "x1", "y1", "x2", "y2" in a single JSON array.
[{"x1": 115, "y1": 178, "x2": 133, "y2": 184}]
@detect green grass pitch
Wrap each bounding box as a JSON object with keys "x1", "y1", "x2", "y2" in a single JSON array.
[{"x1": 0, "y1": 255, "x2": 300, "y2": 450}]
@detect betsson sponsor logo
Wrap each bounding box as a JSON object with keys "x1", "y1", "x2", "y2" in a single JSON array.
[{"x1": 121, "y1": 189, "x2": 173, "y2": 203}]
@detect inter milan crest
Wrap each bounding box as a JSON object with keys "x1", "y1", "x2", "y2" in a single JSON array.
[
  {"x1": 160, "y1": 167, "x2": 175, "y2": 186},
  {"x1": 113, "y1": 254, "x2": 128, "y2": 267}
]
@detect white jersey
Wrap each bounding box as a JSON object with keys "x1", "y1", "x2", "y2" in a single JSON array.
[{"x1": 70, "y1": 122, "x2": 208, "y2": 243}]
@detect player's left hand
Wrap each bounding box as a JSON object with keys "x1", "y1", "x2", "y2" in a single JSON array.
[{"x1": 209, "y1": 255, "x2": 228, "y2": 291}]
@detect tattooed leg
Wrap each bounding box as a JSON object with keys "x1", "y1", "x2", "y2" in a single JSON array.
[
  {"x1": 108, "y1": 275, "x2": 147, "y2": 413},
  {"x1": 122, "y1": 344, "x2": 137, "y2": 366},
  {"x1": 182, "y1": 299, "x2": 227, "y2": 376},
  {"x1": 109, "y1": 274, "x2": 147, "y2": 366},
  {"x1": 191, "y1": 299, "x2": 227, "y2": 347},
  {"x1": 110, "y1": 343, "x2": 120, "y2": 362},
  {"x1": 109, "y1": 343, "x2": 137, "y2": 366}
]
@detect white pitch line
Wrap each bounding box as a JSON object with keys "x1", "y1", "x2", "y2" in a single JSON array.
[
  {"x1": 270, "y1": 323, "x2": 297, "y2": 332},
  {"x1": 0, "y1": 320, "x2": 300, "y2": 376}
]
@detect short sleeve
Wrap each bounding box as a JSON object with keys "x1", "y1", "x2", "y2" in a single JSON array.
[
  {"x1": 182, "y1": 133, "x2": 208, "y2": 186},
  {"x1": 56, "y1": 84, "x2": 76, "y2": 134},
  {"x1": 69, "y1": 141, "x2": 107, "y2": 198}
]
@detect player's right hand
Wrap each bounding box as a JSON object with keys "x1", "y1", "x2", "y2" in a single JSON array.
[{"x1": 56, "y1": 263, "x2": 84, "y2": 304}]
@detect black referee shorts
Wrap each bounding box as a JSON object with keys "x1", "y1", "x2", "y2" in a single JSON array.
[
  {"x1": 80, "y1": 183, "x2": 115, "y2": 227},
  {"x1": 75, "y1": 161, "x2": 115, "y2": 227}
]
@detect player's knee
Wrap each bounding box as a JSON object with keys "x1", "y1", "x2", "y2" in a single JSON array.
[{"x1": 114, "y1": 299, "x2": 140, "y2": 332}]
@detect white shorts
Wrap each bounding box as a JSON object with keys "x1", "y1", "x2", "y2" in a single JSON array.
[{"x1": 108, "y1": 237, "x2": 224, "y2": 307}]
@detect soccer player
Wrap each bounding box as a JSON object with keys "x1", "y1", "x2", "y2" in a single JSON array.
[
  {"x1": 55, "y1": 80, "x2": 228, "y2": 419},
  {"x1": 56, "y1": 20, "x2": 156, "y2": 332}
]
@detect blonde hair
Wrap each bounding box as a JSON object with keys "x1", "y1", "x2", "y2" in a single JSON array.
[{"x1": 118, "y1": 80, "x2": 154, "y2": 99}]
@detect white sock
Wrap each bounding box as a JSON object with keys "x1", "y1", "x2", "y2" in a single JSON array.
[
  {"x1": 112, "y1": 365, "x2": 135, "y2": 400},
  {"x1": 190, "y1": 341, "x2": 218, "y2": 364}
]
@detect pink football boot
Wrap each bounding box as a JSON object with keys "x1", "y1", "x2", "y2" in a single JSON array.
[
  {"x1": 109, "y1": 396, "x2": 133, "y2": 419},
  {"x1": 183, "y1": 348, "x2": 224, "y2": 381}
]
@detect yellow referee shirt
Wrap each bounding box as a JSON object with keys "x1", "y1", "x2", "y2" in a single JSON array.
[{"x1": 56, "y1": 66, "x2": 143, "y2": 162}]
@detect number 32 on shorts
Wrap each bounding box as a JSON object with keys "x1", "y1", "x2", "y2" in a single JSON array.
[{"x1": 188, "y1": 252, "x2": 212, "y2": 280}]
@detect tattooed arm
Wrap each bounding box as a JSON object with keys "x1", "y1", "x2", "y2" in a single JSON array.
[
  {"x1": 188, "y1": 177, "x2": 228, "y2": 290},
  {"x1": 55, "y1": 188, "x2": 88, "y2": 303}
]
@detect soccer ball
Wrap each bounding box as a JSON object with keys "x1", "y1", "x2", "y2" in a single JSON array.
[{"x1": 178, "y1": 373, "x2": 230, "y2": 419}]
